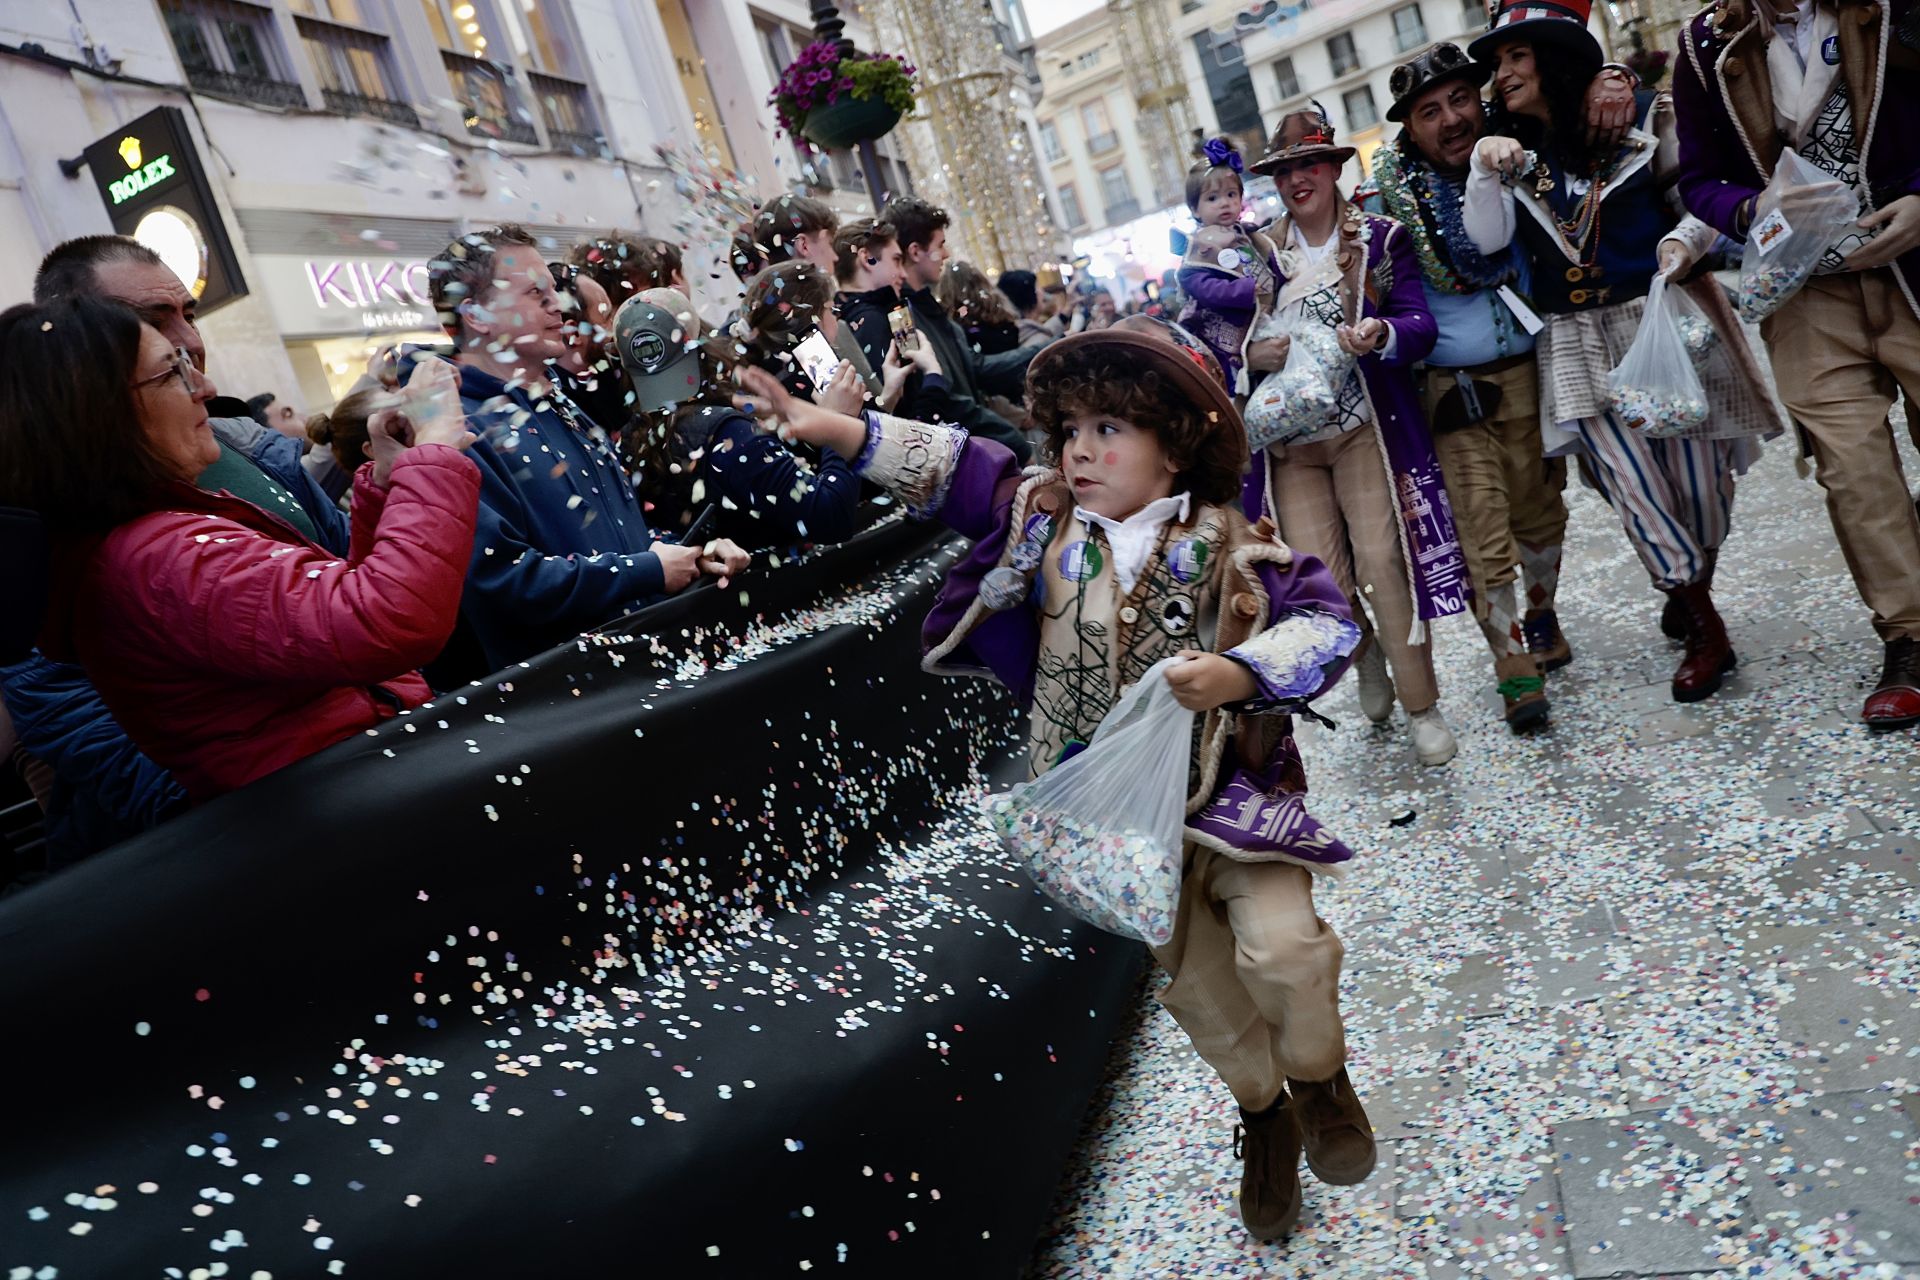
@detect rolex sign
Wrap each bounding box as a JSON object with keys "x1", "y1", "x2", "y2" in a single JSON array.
[{"x1": 83, "y1": 106, "x2": 247, "y2": 313}]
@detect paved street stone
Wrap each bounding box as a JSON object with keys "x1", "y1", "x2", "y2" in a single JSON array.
[{"x1": 1029, "y1": 430, "x2": 1920, "y2": 1277}]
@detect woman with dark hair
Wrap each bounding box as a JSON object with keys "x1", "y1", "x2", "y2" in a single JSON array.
[
  {"x1": 547, "y1": 260, "x2": 630, "y2": 436},
  {"x1": 1463, "y1": 0, "x2": 1781, "y2": 703},
  {"x1": 936, "y1": 260, "x2": 1021, "y2": 357},
  {"x1": 0, "y1": 296, "x2": 481, "y2": 801}
]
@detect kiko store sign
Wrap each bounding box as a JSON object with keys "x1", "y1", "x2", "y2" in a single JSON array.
[{"x1": 256, "y1": 255, "x2": 440, "y2": 337}]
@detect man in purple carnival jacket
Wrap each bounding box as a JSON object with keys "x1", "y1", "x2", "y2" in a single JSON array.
[{"x1": 1670, "y1": 0, "x2": 1920, "y2": 729}]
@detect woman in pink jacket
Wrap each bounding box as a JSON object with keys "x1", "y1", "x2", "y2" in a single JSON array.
[{"x1": 0, "y1": 296, "x2": 481, "y2": 802}]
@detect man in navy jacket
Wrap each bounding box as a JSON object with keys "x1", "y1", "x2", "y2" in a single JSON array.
[{"x1": 419, "y1": 225, "x2": 747, "y2": 670}]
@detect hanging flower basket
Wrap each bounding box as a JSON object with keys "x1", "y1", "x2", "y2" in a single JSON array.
[
  {"x1": 769, "y1": 42, "x2": 916, "y2": 150},
  {"x1": 802, "y1": 94, "x2": 903, "y2": 149}
]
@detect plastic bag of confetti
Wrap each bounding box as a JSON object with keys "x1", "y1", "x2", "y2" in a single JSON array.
[
  {"x1": 1607, "y1": 277, "x2": 1710, "y2": 438},
  {"x1": 1243, "y1": 323, "x2": 1354, "y2": 452},
  {"x1": 985, "y1": 657, "x2": 1196, "y2": 945},
  {"x1": 1736, "y1": 148, "x2": 1857, "y2": 323}
]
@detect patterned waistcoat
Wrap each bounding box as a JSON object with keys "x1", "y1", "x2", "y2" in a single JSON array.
[{"x1": 1027, "y1": 504, "x2": 1229, "y2": 777}]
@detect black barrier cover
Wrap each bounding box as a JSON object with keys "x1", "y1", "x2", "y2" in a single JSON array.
[{"x1": 0, "y1": 520, "x2": 1143, "y2": 1277}]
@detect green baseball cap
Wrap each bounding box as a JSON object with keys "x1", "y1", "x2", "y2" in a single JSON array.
[{"x1": 613, "y1": 292, "x2": 703, "y2": 414}]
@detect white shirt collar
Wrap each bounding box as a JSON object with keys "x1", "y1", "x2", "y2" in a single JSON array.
[{"x1": 1073, "y1": 492, "x2": 1191, "y2": 593}]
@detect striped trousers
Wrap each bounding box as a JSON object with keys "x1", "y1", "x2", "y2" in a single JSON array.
[{"x1": 1574, "y1": 412, "x2": 1740, "y2": 591}]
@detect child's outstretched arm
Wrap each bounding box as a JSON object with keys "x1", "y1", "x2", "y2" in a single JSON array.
[{"x1": 733, "y1": 364, "x2": 1021, "y2": 541}]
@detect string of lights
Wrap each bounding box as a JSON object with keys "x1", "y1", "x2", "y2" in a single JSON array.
[{"x1": 853, "y1": 0, "x2": 1057, "y2": 276}]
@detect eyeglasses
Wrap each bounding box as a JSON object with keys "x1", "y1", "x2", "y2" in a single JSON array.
[{"x1": 130, "y1": 347, "x2": 196, "y2": 393}]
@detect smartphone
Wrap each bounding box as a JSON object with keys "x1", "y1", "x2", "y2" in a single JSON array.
[
  {"x1": 888, "y1": 306, "x2": 920, "y2": 353},
  {"x1": 681, "y1": 504, "x2": 716, "y2": 549},
  {"x1": 792, "y1": 328, "x2": 842, "y2": 392}
]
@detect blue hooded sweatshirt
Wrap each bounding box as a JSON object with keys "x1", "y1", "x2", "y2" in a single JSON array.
[{"x1": 399, "y1": 348, "x2": 672, "y2": 670}]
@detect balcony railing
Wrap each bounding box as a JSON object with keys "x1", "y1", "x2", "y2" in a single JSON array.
[
  {"x1": 162, "y1": 0, "x2": 308, "y2": 108},
  {"x1": 442, "y1": 50, "x2": 539, "y2": 145},
  {"x1": 297, "y1": 15, "x2": 419, "y2": 128},
  {"x1": 1087, "y1": 130, "x2": 1119, "y2": 155},
  {"x1": 1103, "y1": 198, "x2": 1141, "y2": 224},
  {"x1": 1394, "y1": 23, "x2": 1430, "y2": 51},
  {"x1": 183, "y1": 65, "x2": 307, "y2": 106},
  {"x1": 528, "y1": 70, "x2": 605, "y2": 157}
]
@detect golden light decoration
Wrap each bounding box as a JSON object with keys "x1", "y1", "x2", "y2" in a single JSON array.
[{"x1": 853, "y1": 0, "x2": 1058, "y2": 277}]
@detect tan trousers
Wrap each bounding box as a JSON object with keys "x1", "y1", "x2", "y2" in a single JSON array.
[
  {"x1": 1150, "y1": 847, "x2": 1346, "y2": 1109},
  {"x1": 1762, "y1": 270, "x2": 1920, "y2": 643},
  {"x1": 1267, "y1": 428, "x2": 1439, "y2": 713},
  {"x1": 1420, "y1": 361, "x2": 1569, "y2": 605}
]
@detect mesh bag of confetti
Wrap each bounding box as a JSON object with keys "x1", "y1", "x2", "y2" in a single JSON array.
[
  {"x1": 1243, "y1": 323, "x2": 1354, "y2": 452},
  {"x1": 1736, "y1": 148, "x2": 1857, "y2": 323},
  {"x1": 985, "y1": 657, "x2": 1196, "y2": 945},
  {"x1": 1607, "y1": 278, "x2": 1711, "y2": 438}
]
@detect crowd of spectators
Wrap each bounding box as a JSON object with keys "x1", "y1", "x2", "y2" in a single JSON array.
[{"x1": 0, "y1": 191, "x2": 1073, "y2": 873}]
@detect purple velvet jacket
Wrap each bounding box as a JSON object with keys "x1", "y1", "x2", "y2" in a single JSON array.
[
  {"x1": 917, "y1": 438, "x2": 1356, "y2": 711},
  {"x1": 1672, "y1": 0, "x2": 1920, "y2": 315},
  {"x1": 1249, "y1": 210, "x2": 1470, "y2": 627}
]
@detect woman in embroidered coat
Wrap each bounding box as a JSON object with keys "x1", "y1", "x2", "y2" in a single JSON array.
[
  {"x1": 1462, "y1": 0, "x2": 1782, "y2": 702},
  {"x1": 1245, "y1": 109, "x2": 1470, "y2": 767},
  {"x1": 732, "y1": 322, "x2": 1376, "y2": 1243}
]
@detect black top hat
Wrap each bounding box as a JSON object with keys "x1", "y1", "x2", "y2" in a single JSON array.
[
  {"x1": 1387, "y1": 42, "x2": 1493, "y2": 122},
  {"x1": 1468, "y1": 0, "x2": 1603, "y2": 74}
]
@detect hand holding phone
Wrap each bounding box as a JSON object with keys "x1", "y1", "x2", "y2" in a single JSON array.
[
  {"x1": 888, "y1": 306, "x2": 920, "y2": 354},
  {"x1": 792, "y1": 328, "x2": 842, "y2": 393}
]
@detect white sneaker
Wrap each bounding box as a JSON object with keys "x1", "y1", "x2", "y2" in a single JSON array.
[
  {"x1": 1408, "y1": 706, "x2": 1457, "y2": 766},
  {"x1": 1354, "y1": 643, "x2": 1394, "y2": 724}
]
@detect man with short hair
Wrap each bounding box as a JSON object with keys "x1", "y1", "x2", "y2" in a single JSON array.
[
  {"x1": 1371, "y1": 42, "x2": 1576, "y2": 732},
  {"x1": 34, "y1": 235, "x2": 348, "y2": 550},
  {"x1": 870, "y1": 196, "x2": 1034, "y2": 461},
  {"x1": 996, "y1": 269, "x2": 1056, "y2": 350},
  {"x1": 753, "y1": 194, "x2": 839, "y2": 273},
  {"x1": 415, "y1": 224, "x2": 745, "y2": 669}
]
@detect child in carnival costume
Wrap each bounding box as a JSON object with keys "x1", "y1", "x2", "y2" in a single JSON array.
[
  {"x1": 734, "y1": 320, "x2": 1377, "y2": 1243},
  {"x1": 1178, "y1": 138, "x2": 1283, "y2": 395}
]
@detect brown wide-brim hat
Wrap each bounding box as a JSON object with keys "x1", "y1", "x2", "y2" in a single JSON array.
[
  {"x1": 1026, "y1": 326, "x2": 1242, "y2": 441},
  {"x1": 1249, "y1": 110, "x2": 1356, "y2": 175}
]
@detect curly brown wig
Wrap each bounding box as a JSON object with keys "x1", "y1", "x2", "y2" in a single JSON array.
[{"x1": 1028, "y1": 350, "x2": 1247, "y2": 507}]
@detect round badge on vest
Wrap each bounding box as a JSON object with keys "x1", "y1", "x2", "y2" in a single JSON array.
[
  {"x1": 1156, "y1": 595, "x2": 1196, "y2": 636},
  {"x1": 1059, "y1": 541, "x2": 1104, "y2": 582},
  {"x1": 1822, "y1": 34, "x2": 1839, "y2": 63},
  {"x1": 1169, "y1": 538, "x2": 1209, "y2": 584}
]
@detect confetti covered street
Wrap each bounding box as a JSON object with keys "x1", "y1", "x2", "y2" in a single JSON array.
[{"x1": 1029, "y1": 425, "x2": 1920, "y2": 1279}]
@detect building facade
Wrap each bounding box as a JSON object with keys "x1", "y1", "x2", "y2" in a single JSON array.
[
  {"x1": 1034, "y1": 0, "x2": 1621, "y2": 298},
  {"x1": 0, "y1": 0, "x2": 1015, "y2": 421}
]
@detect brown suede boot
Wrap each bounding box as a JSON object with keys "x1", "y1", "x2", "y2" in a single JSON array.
[
  {"x1": 1233, "y1": 1095, "x2": 1303, "y2": 1242},
  {"x1": 1496, "y1": 651, "x2": 1550, "y2": 732},
  {"x1": 1287, "y1": 1068, "x2": 1377, "y2": 1186}
]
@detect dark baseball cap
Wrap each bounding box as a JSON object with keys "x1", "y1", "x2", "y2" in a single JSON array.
[{"x1": 613, "y1": 291, "x2": 703, "y2": 414}]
